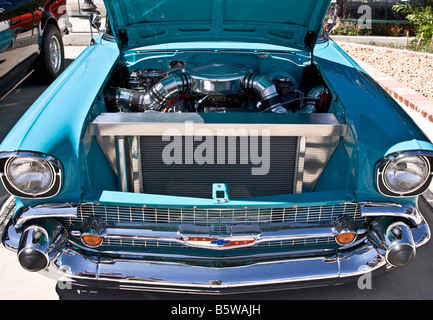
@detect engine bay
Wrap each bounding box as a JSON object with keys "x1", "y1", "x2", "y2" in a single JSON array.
[{"x1": 104, "y1": 50, "x2": 333, "y2": 115}]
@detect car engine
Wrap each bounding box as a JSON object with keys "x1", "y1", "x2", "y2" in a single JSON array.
[{"x1": 104, "y1": 61, "x2": 332, "y2": 114}]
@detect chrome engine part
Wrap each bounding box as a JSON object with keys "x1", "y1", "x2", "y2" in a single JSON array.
[
  {"x1": 110, "y1": 71, "x2": 194, "y2": 112},
  {"x1": 105, "y1": 63, "x2": 300, "y2": 113},
  {"x1": 188, "y1": 63, "x2": 250, "y2": 95}
]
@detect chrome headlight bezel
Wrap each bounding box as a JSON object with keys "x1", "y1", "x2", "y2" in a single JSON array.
[
  {"x1": 0, "y1": 151, "x2": 63, "y2": 198},
  {"x1": 375, "y1": 151, "x2": 433, "y2": 197}
]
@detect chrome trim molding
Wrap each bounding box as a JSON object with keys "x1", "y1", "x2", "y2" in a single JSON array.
[
  {"x1": 14, "y1": 202, "x2": 78, "y2": 228},
  {"x1": 75, "y1": 202, "x2": 364, "y2": 226},
  {"x1": 302, "y1": 136, "x2": 341, "y2": 192},
  {"x1": 29, "y1": 242, "x2": 390, "y2": 293},
  {"x1": 130, "y1": 136, "x2": 143, "y2": 193},
  {"x1": 89, "y1": 113, "x2": 348, "y2": 137},
  {"x1": 115, "y1": 136, "x2": 134, "y2": 192},
  {"x1": 360, "y1": 202, "x2": 422, "y2": 226},
  {"x1": 0, "y1": 195, "x2": 15, "y2": 220},
  {"x1": 294, "y1": 136, "x2": 306, "y2": 193},
  {"x1": 68, "y1": 223, "x2": 366, "y2": 251}
]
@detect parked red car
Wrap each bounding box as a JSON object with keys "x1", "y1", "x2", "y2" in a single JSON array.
[{"x1": 0, "y1": 0, "x2": 70, "y2": 98}]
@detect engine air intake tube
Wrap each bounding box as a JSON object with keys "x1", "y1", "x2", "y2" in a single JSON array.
[
  {"x1": 110, "y1": 72, "x2": 193, "y2": 112},
  {"x1": 107, "y1": 70, "x2": 282, "y2": 112},
  {"x1": 241, "y1": 72, "x2": 282, "y2": 110}
]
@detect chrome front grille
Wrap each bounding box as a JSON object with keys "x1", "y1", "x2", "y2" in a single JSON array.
[
  {"x1": 102, "y1": 236, "x2": 336, "y2": 250},
  {"x1": 74, "y1": 202, "x2": 363, "y2": 227},
  {"x1": 60, "y1": 203, "x2": 366, "y2": 254}
]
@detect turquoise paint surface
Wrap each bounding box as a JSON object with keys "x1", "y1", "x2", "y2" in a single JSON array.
[
  {"x1": 314, "y1": 39, "x2": 432, "y2": 204},
  {"x1": 0, "y1": 38, "x2": 120, "y2": 205},
  {"x1": 104, "y1": 0, "x2": 331, "y2": 52},
  {"x1": 98, "y1": 190, "x2": 355, "y2": 209}
]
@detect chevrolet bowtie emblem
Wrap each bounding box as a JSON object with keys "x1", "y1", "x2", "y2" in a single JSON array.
[
  {"x1": 184, "y1": 236, "x2": 256, "y2": 250},
  {"x1": 211, "y1": 239, "x2": 231, "y2": 246}
]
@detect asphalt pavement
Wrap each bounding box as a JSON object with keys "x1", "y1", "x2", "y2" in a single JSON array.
[{"x1": 1, "y1": 45, "x2": 433, "y2": 300}]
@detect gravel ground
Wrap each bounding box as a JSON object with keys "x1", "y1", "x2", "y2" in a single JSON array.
[{"x1": 339, "y1": 43, "x2": 433, "y2": 101}]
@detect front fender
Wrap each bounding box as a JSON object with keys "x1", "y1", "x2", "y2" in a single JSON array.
[
  {"x1": 314, "y1": 40, "x2": 430, "y2": 203},
  {"x1": 39, "y1": 11, "x2": 57, "y2": 32},
  {"x1": 0, "y1": 39, "x2": 120, "y2": 206}
]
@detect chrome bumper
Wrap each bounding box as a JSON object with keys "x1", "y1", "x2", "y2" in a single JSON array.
[
  {"x1": 1, "y1": 197, "x2": 431, "y2": 294},
  {"x1": 37, "y1": 242, "x2": 390, "y2": 294}
]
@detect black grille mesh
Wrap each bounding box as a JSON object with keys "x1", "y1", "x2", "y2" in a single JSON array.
[{"x1": 139, "y1": 136, "x2": 298, "y2": 199}]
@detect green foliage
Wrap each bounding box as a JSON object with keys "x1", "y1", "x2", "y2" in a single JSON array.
[
  {"x1": 393, "y1": 2, "x2": 433, "y2": 52},
  {"x1": 331, "y1": 22, "x2": 412, "y2": 37}
]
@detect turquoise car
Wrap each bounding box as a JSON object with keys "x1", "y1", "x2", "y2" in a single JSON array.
[{"x1": 0, "y1": 0, "x2": 432, "y2": 294}]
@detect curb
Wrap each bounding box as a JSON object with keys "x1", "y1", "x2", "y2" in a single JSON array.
[
  {"x1": 332, "y1": 35, "x2": 414, "y2": 48},
  {"x1": 336, "y1": 40, "x2": 433, "y2": 60},
  {"x1": 338, "y1": 41, "x2": 433, "y2": 126},
  {"x1": 359, "y1": 58, "x2": 433, "y2": 123},
  {"x1": 64, "y1": 32, "x2": 93, "y2": 46}
]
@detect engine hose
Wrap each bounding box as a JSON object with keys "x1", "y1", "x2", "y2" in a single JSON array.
[
  {"x1": 109, "y1": 72, "x2": 193, "y2": 112},
  {"x1": 107, "y1": 71, "x2": 282, "y2": 112},
  {"x1": 241, "y1": 73, "x2": 282, "y2": 110}
]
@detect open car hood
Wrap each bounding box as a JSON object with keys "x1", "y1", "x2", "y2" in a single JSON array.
[{"x1": 103, "y1": 0, "x2": 331, "y2": 53}]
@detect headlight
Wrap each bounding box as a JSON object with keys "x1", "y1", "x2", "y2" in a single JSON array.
[
  {"x1": 6, "y1": 157, "x2": 55, "y2": 195},
  {"x1": 376, "y1": 152, "x2": 433, "y2": 197},
  {"x1": 384, "y1": 156, "x2": 429, "y2": 194},
  {"x1": 0, "y1": 152, "x2": 62, "y2": 198}
]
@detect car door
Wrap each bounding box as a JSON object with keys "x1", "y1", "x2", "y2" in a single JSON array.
[
  {"x1": 0, "y1": 0, "x2": 42, "y2": 97},
  {"x1": 0, "y1": 1, "x2": 15, "y2": 79},
  {"x1": 8, "y1": 0, "x2": 39, "y2": 67}
]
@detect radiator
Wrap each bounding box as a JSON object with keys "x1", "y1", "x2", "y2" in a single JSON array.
[
  {"x1": 90, "y1": 113, "x2": 347, "y2": 196},
  {"x1": 139, "y1": 136, "x2": 299, "y2": 199}
]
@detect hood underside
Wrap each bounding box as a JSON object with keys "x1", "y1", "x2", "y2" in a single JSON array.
[{"x1": 103, "y1": 0, "x2": 331, "y2": 52}]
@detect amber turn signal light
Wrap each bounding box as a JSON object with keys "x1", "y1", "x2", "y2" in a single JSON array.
[
  {"x1": 335, "y1": 231, "x2": 357, "y2": 246},
  {"x1": 81, "y1": 234, "x2": 103, "y2": 247}
]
